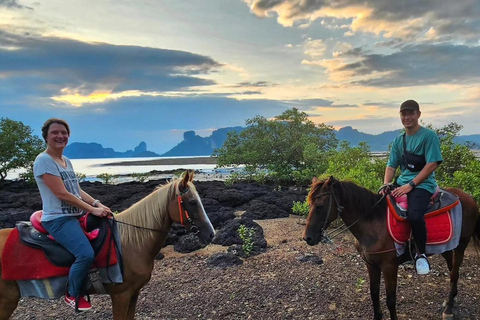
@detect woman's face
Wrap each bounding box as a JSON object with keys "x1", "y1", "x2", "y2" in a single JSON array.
[{"x1": 46, "y1": 123, "x2": 69, "y2": 150}]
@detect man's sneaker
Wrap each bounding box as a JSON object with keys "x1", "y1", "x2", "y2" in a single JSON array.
[
  {"x1": 64, "y1": 293, "x2": 92, "y2": 311},
  {"x1": 415, "y1": 254, "x2": 430, "y2": 275}
]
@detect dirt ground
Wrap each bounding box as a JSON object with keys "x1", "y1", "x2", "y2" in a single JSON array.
[{"x1": 9, "y1": 216, "x2": 480, "y2": 320}]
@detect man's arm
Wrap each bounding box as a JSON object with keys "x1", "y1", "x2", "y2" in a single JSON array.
[
  {"x1": 391, "y1": 162, "x2": 439, "y2": 197},
  {"x1": 383, "y1": 166, "x2": 396, "y2": 185}
]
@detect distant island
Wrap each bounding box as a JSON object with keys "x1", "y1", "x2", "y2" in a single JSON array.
[{"x1": 64, "y1": 126, "x2": 480, "y2": 159}]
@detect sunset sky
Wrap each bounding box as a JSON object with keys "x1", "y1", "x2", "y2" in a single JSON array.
[{"x1": 1, "y1": 0, "x2": 479, "y2": 154}]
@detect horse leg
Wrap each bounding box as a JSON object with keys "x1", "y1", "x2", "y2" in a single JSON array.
[
  {"x1": 366, "y1": 263, "x2": 383, "y2": 320},
  {"x1": 111, "y1": 292, "x2": 134, "y2": 320},
  {"x1": 0, "y1": 278, "x2": 20, "y2": 320},
  {"x1": 442, "y1": 247, "x2": 466, "y2": 320},
  {"x1": 381, "y1": 263, "x2": 399, "y2": 320},
  {"x1": 125, "y1": 290, "x2": 141, "y2": 320}
]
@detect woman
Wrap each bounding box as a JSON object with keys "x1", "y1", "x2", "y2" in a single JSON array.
[{"x1": 33, "y1": 118, "x2": 112, "y2": 311}]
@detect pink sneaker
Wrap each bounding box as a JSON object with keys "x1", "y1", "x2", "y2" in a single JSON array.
[{"x1": 64, "y1": 293, "x2": 92, "y2": 311}]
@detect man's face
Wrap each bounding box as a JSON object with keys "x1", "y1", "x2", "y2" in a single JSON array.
[{"x1": 400, "y1": 109, "x2": 421, "y2": 129}]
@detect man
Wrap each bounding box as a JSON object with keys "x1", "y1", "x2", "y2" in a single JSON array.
[{"x1": 383, "y1": 100, "x2": 443, "y2": 274}]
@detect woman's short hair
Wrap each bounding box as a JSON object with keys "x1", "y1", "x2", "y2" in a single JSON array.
[{"x1": 41, "y1": 118, "x2": 70, "y2": 142}]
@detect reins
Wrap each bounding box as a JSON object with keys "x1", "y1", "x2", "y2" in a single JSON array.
[
  {"x1": 319, "y1": 185, "x2": 398, "y2": 255},
  {"x1": 109, "y1": 184, "x2": 198, "y2": 234}
]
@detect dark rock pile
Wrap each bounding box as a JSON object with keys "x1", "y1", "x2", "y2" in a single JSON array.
[{"x1": 0, "y1": 179, "x2": 308, "y2": 266}]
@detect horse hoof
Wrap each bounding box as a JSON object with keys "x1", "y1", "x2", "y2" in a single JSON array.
[{"x1": 442, "y1": 313, "x2": 453, "y2": 320}]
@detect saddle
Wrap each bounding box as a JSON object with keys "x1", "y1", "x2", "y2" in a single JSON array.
[
  {"x1": 2, "y1": 212, "x2": 119, "y2": 281},
  {"x1": 18, "y1": 211, "x2": 107, "y2": 267},
  {"x1": 387, "y1": 189, "x2": 460, "y2": 245}
]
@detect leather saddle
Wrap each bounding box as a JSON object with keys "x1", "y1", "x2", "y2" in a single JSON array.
[{"x1": 17, "y1": 212, "x2": 109, "y2": 267}]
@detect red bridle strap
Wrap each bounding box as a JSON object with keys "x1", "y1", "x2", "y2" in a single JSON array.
[{"x1": 177, "y1": 195, "x2": 191, "y2": 226}]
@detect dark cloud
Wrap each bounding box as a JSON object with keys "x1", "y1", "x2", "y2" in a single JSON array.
[
  {"x1": 338, "y1": 44, "x2": 480, "y2": 87},
  {"x1": 233, "y1": 81, "x2": 277, "y2": 87},
  {"x1": 246, "y1": 0, "x2": 480, "y2": 42},
  {"x1": 0, "y1": 0, "x2": 29, "y2": 9},
  {"x1": 0, "y1": 31, "x2": 221, "y2": 97}
]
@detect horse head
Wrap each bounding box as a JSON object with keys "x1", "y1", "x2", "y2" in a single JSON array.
[
  {"x1": 303, "y1": 176, "x2": 343, "y2": 246},
  {"x1": 173, "y1": 171, "x2": 215, "y2": 244}
]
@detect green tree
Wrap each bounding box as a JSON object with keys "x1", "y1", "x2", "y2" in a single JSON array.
[
  {"x1": 214, "y1": 108, "x2": 337, "y2": 182},
  {"x1": 326, "y1": 141, "x2": 386, "y2": 191},
  {"x1": 0, "y1": 118, "x2": 44, "y2": 183}
]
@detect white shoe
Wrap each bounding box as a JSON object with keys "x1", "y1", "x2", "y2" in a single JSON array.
[{"x1": 415, "y1": 254, "x2": 430, "y2": 275}]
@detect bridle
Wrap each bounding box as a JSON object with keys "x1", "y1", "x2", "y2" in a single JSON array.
[
  {"x1": 109, "y1": 183, "x2": 200, "y2": 234},
  {"x1": 177, "y1": 187, "x2": 199, "y2": 234},
  {"x1": 313, "y1": 185, "x2": 384, "y2": 241}
]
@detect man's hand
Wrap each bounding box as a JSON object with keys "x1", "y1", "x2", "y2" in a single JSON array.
[{"x1": 391, "y1": 184, "x2": 413, "y2": 197}]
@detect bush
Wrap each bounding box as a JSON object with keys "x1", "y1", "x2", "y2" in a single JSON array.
[{"x1": 97, "y1": 173, "x2": 117, "y2": 184}]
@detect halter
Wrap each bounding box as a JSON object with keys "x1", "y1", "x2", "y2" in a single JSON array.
[{"x1": 176, "y1": 186, "x2": 199, "y2": 234}]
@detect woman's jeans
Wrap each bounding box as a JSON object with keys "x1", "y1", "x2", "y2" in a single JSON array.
[
  {"x1": 407, "y1": 188, "x2": 433, "y2": 254},
  {"x1": 42, "y1": 216, "x2": 94, "y2": 297}
]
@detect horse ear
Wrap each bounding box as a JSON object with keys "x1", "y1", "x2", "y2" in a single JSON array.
[
  {"x1": 325, "y1": 175, "x2": 336, "y2": 186},
  {"x1": 188, "y1": 170, "x2": 194, "y2": 182},
  {"x1": 312, "y1": 176, "x2": 318, "y2": 184},
  {"x1": 179, "y1": 171, "x2": 190, "y2": 191}
]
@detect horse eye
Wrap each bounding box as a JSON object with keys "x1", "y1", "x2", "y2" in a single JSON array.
[{"x1": 316, "y1": 205, "x2": 323, "y2": 210}]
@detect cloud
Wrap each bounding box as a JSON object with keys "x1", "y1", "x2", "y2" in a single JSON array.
[
  {"x1": 307, "y1": 44, "x2": 480, "y2": 87},
  {"x1": 0, "y1": 31, "x2": 221, "y2": 106},
  {"x1": 0, "y1": 0, "x2": 29, "y2": 9},
  {"x1": 233, "y1": 81, "x2": 277, "y2": 88},
  {"x1": 243, "y1": 0, "x2": 480, "y2": 43}
]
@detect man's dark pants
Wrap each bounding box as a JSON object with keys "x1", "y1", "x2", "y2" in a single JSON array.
[{"x1": 407, "y1": 187, "x2": 432, "y2": 254}]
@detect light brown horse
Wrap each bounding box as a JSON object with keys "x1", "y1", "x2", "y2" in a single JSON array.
[
  {"x1": 0, "y1": 171, "x2": 215, "y2": 320},
  {"x1": 303, "y1": 176, "x2": 480, "y2": 320}
]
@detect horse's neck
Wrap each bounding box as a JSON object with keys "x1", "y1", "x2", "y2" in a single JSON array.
[
  {"x1": 339, "y1": 193, "x2": 387, "y2": 248},
  {"x1": 115, "y1": 187, "x2": 173, "y2": 259}
]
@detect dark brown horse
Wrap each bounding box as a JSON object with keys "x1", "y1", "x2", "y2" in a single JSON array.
[
  {"x1": 0, "y1": 171, "x2": 215, "y2": 320},
  {"x1": 303, "y1": 176, "x2": 480, "y2": 320}
]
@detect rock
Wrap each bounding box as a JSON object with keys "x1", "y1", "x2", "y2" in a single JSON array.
[
  {"x1": 297, "y1": 254, "x2": 323, "y2": 265},
  {"x1": 212, "y1": 218, "x2": 267, "y2": 249},
  {"x1": 206, "y1": 252, "x2": 243, "y2": 269},
  {"x1": 241, "y1": 199, "x2": 289, "y2": 220},
  {"x1": 207, "y1": 207, "x2": 235, "y2": 229},
  {"x1": 173, "y1": 233, "x2": 205, "y2": 253}
]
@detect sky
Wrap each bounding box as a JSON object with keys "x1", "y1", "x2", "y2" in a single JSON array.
[{"x1": 1, "y1": 0, "x2": 480, "y2": 154}]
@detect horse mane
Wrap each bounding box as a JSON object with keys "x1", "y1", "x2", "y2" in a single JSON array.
[
  {"x1": 115, "y1": 178, "x2": 195, "y2": 249},
  {"x1": 309, "y1": 179, "x2": 386, "y2": 221}
]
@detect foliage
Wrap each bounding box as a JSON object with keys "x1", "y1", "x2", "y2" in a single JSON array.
[
  {"x1": 215, "y1": 108, "x2": 337, "y2": 182},
  {"x1": 428, "y1": 123, "x2": 477, "y2": 185},
  {"x1": 131, "y1": 172, "x2": 150, "y2": 183},
  {"x1": 97, "y1": 173, "x2": 117, "y2": 185},
  {"x1": 238, "y1": 224, "x2": 255, "y2": 257},
  {"x1": 292, "y1": 200, "x2": 309, "y2": 217},
  {"x1": 326, "y1": 141, "x2": 386, "y2": 192},
  {"x1": 224, "y1": 172, "x2": 241, "y2": 186},
  {"x1": 76, "y1": 172, "x2": 87, "y2": 183},
  {"x1": 0, "y1": 118, "x2": 44, "y2": 183}
]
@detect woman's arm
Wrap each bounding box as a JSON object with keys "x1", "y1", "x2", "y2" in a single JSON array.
[
  {"x1": 80, "y1": 189, "x2": 112, "y2": 212},
  {"x1": 42, "y1": 174, "x2": 110, "y2": 217}
]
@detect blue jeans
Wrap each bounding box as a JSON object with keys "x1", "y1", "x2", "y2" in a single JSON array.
[{"x1": 42, "y1": 216, "x2": 94, "y2": 297}]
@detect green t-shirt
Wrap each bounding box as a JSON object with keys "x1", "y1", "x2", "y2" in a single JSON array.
[{"x1": 387, "y1": 127, "x2": 443, "y2": 194}]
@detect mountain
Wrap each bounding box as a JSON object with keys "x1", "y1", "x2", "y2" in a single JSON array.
[
  {"x1": 336, "y1": 126, "x2": 401, "y2": 151},
  {"x1": 160, "y1": 126, "x2": 244, "y2": 157},
  {"x1": 64, "y1": 126, "x2": 480, "y2": 159},
  {"x1": 64, "y1": 141, "x2": 160, "y2": 159}
]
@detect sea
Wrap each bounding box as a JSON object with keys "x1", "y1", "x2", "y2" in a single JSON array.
[{"x1": 7, "y1": 156, "x2": 227, "y2": 183}]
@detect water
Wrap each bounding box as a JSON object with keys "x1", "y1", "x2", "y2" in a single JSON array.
[{"x1": 7, "y1": 156, "x2": 229, "y2": 183}]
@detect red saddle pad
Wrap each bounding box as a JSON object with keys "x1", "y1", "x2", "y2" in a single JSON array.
[
  {"x1": 1, "y1": 227, "x2": 118, "y2": 281},
  {"x1": 387, "y1": 207, "x2": 454, "y2": 245}
]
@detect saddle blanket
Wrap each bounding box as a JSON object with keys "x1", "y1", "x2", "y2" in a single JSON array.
[
  {"x1": 391, "y1": 202, "x2": 463, "y2": 256},
  {"x1": 2, "y1": 223, "x2": 119, "y2": 281}
]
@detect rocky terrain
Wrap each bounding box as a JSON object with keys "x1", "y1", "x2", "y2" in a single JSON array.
[{"x1": 1, "y1": 179, "x2": 480, "y2": 319}]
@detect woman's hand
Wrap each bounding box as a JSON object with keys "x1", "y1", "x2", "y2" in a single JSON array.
[{"x1": 91, "y1": 206, "x2": 112, "y2": 217}]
